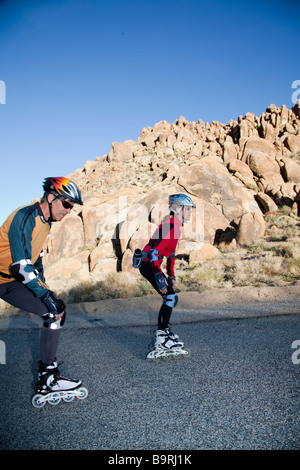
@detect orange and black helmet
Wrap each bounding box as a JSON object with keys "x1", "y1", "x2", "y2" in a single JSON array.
[{"x1": 43, "y1": 177, "x2": 83, "y2": 205}]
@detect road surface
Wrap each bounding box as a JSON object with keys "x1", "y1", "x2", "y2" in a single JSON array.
[{"x1": 0, "y1": 293, "x2": 299, "y2": 451}]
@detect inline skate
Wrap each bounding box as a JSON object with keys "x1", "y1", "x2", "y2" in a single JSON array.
[
  {"x1": 32, "y1": 359, "x2": 88, "y2": 408},
  {"x1": 146, "y1": 328, "x2": 191, "y2": 362}
]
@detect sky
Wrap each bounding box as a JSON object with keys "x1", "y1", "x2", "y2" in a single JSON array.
[{"x1": 0, "y1": 0, "x2": 300, "y2": 225}]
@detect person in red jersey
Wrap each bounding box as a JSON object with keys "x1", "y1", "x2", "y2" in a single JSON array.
[{"x1": 138, "y1": 193, "x2": 195, "y2": 360}]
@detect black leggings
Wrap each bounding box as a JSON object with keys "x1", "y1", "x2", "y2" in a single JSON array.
[
  {"x1": 139, "y1": 262, "x2": 175, "y2": 330},
  {"x1": 0, "y1": 280, "x2": 60, "y2": 365}
]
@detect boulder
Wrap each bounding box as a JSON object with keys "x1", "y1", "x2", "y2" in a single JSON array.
[
  {"x1": 90, "y1": 241, "x2": 116, "y2": 271},
  {"x1": 121, "y1": 248, "x2": 134, "y2": 272},
  {"x1": 223, "y1": 137, "x2": 238, "y2": 163},
  {"x1": 236, "y1": 212, "x2": 265, "y2": 246},
  {"x1": 181, "y1": 195, "x2": 230, "y2": 245},
  {"x1": 91, "y1": 258, "x2": 117, "y2": 273},
  {"x1": 241, "y1": 137, "x2": 278, "y2": 162},
  {"x1": 280, "y1": 182, "x2": 297, "y2": 205},
  {"x1": 178, "y1": 162, "x2": 261, "y2": 221},
  {"x1": 227, "y1": 159, "x2": 254, "y2": 178},
  {"x1": 189, "y1": 243, "x2": 222, "y2": 262},
  {"x1": 247, "y1": 151, "x2": 280, "y2": 177},
  {"x1": 284, "y1": 135, "x2": 300, "y2": 153},
  {"x1": 256, "y1": 192, "x2": 278, "y2": 213},
  {"x1": 281, "y1": 158, "x2": 300, "y2": 183},
  {"x1": 44, "y1": 213, "x2": 84, "y2": 263},
  {"x1": 45, "y1": 257, "x2": 83, "y2": 279},
  {"x1": 107, "y1": 140, "x2": 138, "y2": 162}
]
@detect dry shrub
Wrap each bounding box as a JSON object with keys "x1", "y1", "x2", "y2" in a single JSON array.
[
  {"x1": 288, "y1": 258, "x2": 300, "y2": 278},
  {"x1": 59, "y1": 272, "x2": 155, "y2": 303}
]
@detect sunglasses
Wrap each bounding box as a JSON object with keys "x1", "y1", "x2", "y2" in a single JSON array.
[{"x1": 61, "y1": 199, "x2": 74, "y2": 210}]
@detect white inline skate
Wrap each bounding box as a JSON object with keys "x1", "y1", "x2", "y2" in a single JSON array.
[
  {"x1": 146, "y1": 328, "x2": 191, "y2": 362},
  {"x1": 32, "y1": 359, "x2": 88, "y2": 408}
]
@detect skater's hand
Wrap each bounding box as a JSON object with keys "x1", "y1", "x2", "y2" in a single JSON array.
[
  {"x1": 160, "y1": 277, "x2": 168, "y2": 294},
  {"x1": 159, "y1": 286, "x2": 168, "y2": 294},
  {"x1": 167, "y1": 276, "x2": 177, "y2": 292},
  {"x1": 54, "y1": 311, "x2": 65, "y2": 321}
]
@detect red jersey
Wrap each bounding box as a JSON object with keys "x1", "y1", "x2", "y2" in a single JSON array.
[{"x1": 142, "y1": 215, "x2": 182, "y2": 277}]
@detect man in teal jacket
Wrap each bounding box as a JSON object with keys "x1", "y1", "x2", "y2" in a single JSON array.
[{"x1": 0, "y1": 177, "x2": 84, "y2": 399}]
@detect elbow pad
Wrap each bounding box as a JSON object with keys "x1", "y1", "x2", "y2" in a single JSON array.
[
  {"x1": 148, "y1": 249, "x2": 160, "y2": 263},
  {"x1": 132, "y1": 249, "x2": 147, "y2": 269},
  {"x1": 10, "y1": 259, "x2": 39, "y2": 284}
]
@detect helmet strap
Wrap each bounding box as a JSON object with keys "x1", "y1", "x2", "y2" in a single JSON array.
[
  {"x1": 47, "y1": 194, "x2": 59, "y2": 222},
  {"x1": 170, "y1": 205, "x2": 185, "y2": 224}
]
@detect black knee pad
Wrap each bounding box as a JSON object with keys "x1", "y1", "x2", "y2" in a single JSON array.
[{"x1": 163, "y1": 293, "x2": 178, "y2": 308}]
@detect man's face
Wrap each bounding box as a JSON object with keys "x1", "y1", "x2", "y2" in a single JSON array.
[{"x1": 48, "y1": 195, "x2": 74, "y2": 221}]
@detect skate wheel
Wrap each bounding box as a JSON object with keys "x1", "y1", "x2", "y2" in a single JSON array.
[
  {"x1": 146, "y1": 352, "x2": 161, "y2": 362},
  {"x1": 77, "y1": 387, "x2": 88, "y2": 400},
  {"x1": 180, "y1": 348, "x2": 192, "y2": 358},
  {"x1": 182, "y1": 348, "x2": 191, "y2": 358},
  {"x1": 169, "y1": 352, "x2": 178, "y2": 359},
  {"x1": 169, "y1": 347, "x2": 191, "y2": 359},
  {"x1": 63, "y1": 394, "x2": 75, "y2": 402},
  {"x1": 32, "y1": 394, "x2": 45, "y2": 408},
  {"x1": 149, "y1": 356, "x2": 161, "y2": 363},
  {"x1": 48, "y1": 393, "x2": 61, "y2": 405},
  {"x1": 161, "y1": 354, "x2": 171, "y2": 361},
  {"x1": 170, "y1": 352, "x2": 181, "y2": 359}
]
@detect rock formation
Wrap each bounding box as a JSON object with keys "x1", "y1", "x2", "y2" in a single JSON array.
[{"x1": 43, "y1": 102, "x2": 300, "y2": 285}]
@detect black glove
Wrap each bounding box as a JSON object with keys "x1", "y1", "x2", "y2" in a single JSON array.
[
  {"x1": 41, "y1": 290, "x2": 65, "y2": 315},
  {"x1": 155, "y1": 273, "x2": 167, "y2": 291},
  {"x1": 167, "y1": 276, "x2": 175, "y2": 287}
]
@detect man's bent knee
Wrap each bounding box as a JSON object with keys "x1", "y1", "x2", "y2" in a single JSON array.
[{"x1": 42, "y1": 311, "x2": 66, "y2": 329}]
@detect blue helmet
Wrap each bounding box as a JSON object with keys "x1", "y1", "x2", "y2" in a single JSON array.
[{"x1": 169, "y1": 194, "x2": 196, "y2": 209}]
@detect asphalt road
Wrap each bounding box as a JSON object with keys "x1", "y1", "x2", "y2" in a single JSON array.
[{"x1": 0, "y1": 296, "x2": 300, "y2": 452}]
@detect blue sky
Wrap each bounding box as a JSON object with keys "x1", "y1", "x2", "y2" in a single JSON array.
[{"x1": 0, "y1": 0, "x2": 299, "y2": 225}]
